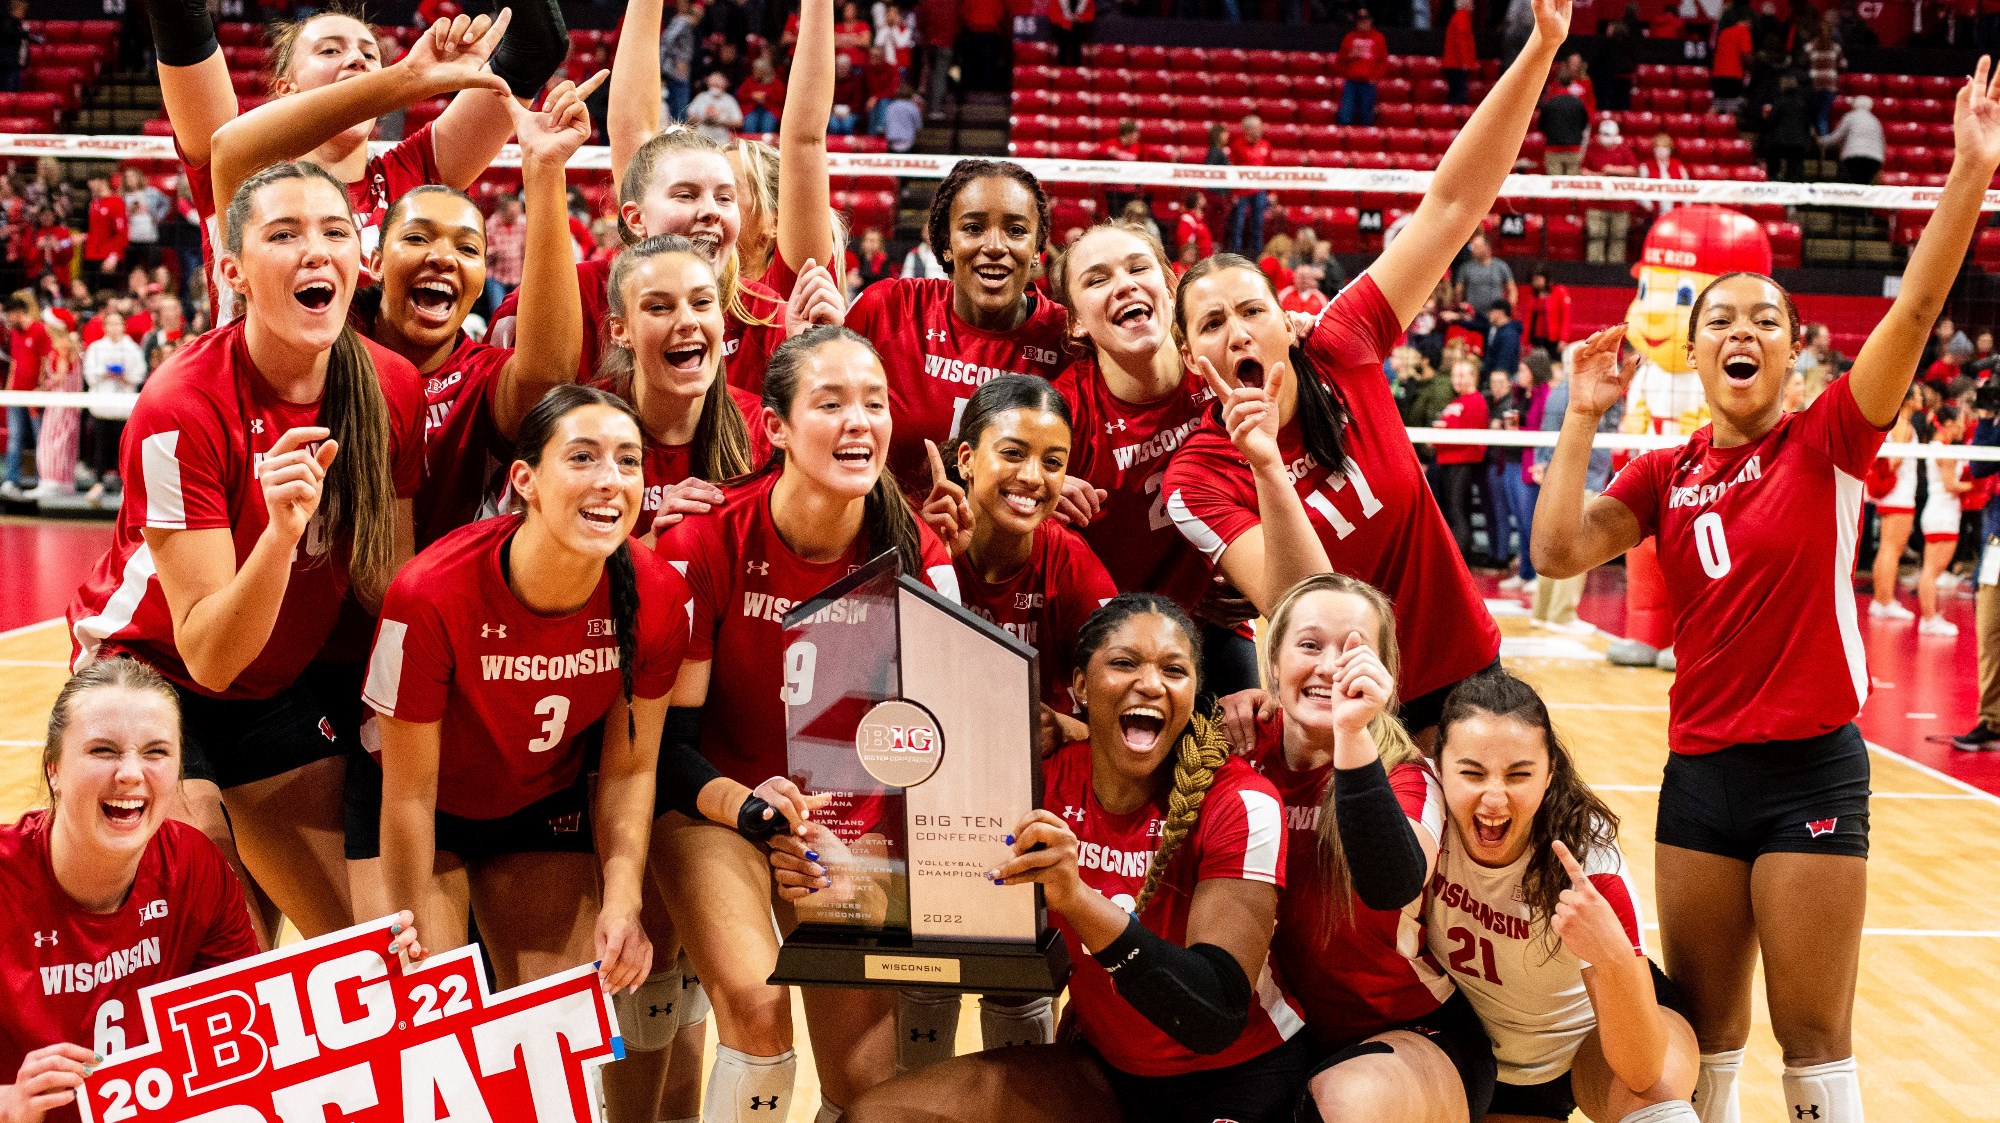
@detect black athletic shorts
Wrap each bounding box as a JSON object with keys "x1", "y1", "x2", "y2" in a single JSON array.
[
  {"x1": 1198, "y1": 622, "x2": 1262, "y2": 700},
  {"x1": 343, "y1": 746, "x2": 596, "y2": 860},
  {"x1": 172, "y1": 677, "x2": 344, "y2": 789},
  {"x1": 1656, "y1": 722, "x2": 1871, "y2": 861},
  {"x1": 1486, "y1": 960, "x2": 1689, "y2": 1120},
  {"x1": 1302, "y1": 990, "x2": 1497, "y2": 1122},
  {"x1": 1099, "y1": 1033, "x2": 1313, "y2": 1123},
  {"x1": 1398, "y1": 659, "x2": 1503, "y2": 736}
]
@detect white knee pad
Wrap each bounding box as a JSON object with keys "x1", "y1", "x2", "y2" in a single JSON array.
[
  {"x1": 813, "y1": 1100, "x2": 844, "y2": 1123},
  {"x1": 610, "y1": 971, "x2": 682, "y2": 1052},
  {"x1": 1618, "y1": 1103, "x2": 1700, "y2": 1123},
  {"x1": 703, "y1": 1045, "x2": 796, "y2": 1123},
  {"x1": 978, "y1": 994, "x2": 1054, "y2": 1051},
  {"x1": 1783, "y1": 1057, "x2": 1863, "y2": 1123},
  {"x1": 679, "y1": 954, "x2": 711, "y2": 1028},
  {"x1": 1694, "y1": 1048, "x2": 1745, "y2": 1123},
  {"x1": 895, "y1": 989, "x2": 962, "y2": 1074}
]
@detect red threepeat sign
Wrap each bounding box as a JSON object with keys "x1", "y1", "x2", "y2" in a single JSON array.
[{"x1": 77, "y1": 916, "x2": 622, "y2": 1123}]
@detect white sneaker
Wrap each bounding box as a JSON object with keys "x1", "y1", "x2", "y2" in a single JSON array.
[
  {"x1": 1919, "y1": 615, "x2": 1960, "y2": 637},
  {"x1": 1939, "y1": 572, "x2": 1962, "y2": 591},
  {"x1": 1869, "y1": 598, "x2": 1916, "y2": 621},
  {"x1": 1550, "y1": 617, "x2": 1597, "y2": 636},
  {"x1": 1498, "y1": 573, "x2": 1524, "y2": 592},
  {"x1": 1519, "y1": 578, "x2": 1538, "y2": 597}
]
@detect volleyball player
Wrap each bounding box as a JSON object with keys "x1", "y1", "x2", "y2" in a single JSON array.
[
  {"x1": 358, "y1": 75, "x2": 606, "y2": 548},
  {"x1": 146, "y1": 0, "x2": 567, "y2": 321},
  {"x1": 490, "y1": 0, "x2": 843, "y2": 394},
  {"x1": 807, "y1": 594, "x2": 1306, "y2": 1123},
  {"x1": 1162, "y1": 0, "x2": 1570, "y2": 740},
  {"x1": 0, "y1": 659, "x2": 419, "y2": 1123},
  {"x1": 919, "y1": 374, "x2": 1118, "y2": 735},
  {"x1": 1428, "y1": 672, "x2": 1699, "y2": 1123},
  {"x1": 1047, "y1": 222, "x2": 1263, "y2": 696},
  {"x1": 1532, "y1": 60, "x2": 2000, "y2": 1123},
  {"x1": 1917, "y1": 405, "x2": 1970, "y2": 635},
  {"x1": 651, "y1": 327, "x2": 957, "y2": 1123},
  {"x1": 359, "y1": 386, "x2": 686, "y2": 996},
  {"x1": 1238, "y1": 573, "x2": 1494, "y2": 1123},
  {"x1": 68, "y1": 163, "x2": 426, "y2": 947},
  {"x1": 1865, "y1": 388, "x2": 1920, "y2": 622},
  {"x1": 844, "y1": 159, "x2": 1070, "y2": 500}
]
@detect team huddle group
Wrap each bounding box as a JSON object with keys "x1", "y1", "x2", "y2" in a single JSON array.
[{"x1": 3, "y1": 0, "x2": 1994, "y2": 1121}]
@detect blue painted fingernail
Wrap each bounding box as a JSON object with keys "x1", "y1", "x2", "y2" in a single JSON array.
[
  {"x1": 391, "y1": 924, "x2": 402, "y2": 934},
  {"x1": 809, "y1": 887, "x2": 819, "y2": 894},
  {"x1": 1003, "y1": 834, "x2": 1015, "y2": 845},
  {"x1": 93, "y1": 1054, "x2": 103, "y2": 1063},
  {"x1": 805, "y1": 850, "x2": 819, "y2": 862}
]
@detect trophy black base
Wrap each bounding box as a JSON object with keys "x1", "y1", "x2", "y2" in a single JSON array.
[{"x1": 770, "y1": 927, "x2": 1072, "y2": 996}]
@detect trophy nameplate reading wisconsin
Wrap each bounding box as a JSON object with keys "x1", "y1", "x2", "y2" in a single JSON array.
[{"x1": 768, "y1": 553, "x2": 1070, "y2": 994}]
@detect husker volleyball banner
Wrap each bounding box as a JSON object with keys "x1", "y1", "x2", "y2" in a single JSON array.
[
  {"x1": 75, "y1": 917, "x2": 621, "y2": 1123},
  {"x1": 1, "y1": 132, "x2": 1995, "y2": 211}
]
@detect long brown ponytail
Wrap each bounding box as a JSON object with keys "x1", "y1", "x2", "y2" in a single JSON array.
[
  {"x1": 602, "y1": 234, "x2": 756, "y2": 482},
  {"x1": 759, "y1": 326, "x2": 926, "y2": 577},
  {"x1": 1262, "y1": 572, "x2": 1422, "y2": 929},
  {"x1": 224, "y1": 161, "x2": 397, "y2": 607}
]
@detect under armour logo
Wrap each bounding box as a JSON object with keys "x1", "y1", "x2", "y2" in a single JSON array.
[
  {"x1": 251, "y1": 418, "x2": 265, "y2": 435},
  {"x1": 925, "y1": 329, "x2": 948, "y2": 343},
  {"x1": 1061, "y1": 806, "x2": 1085, "y2": 822},
  {"x1": 747, "y1": 560, "x2": 770, "y2": 575},
  {"x1": 908, "y1": 1028, "x2": 937, "y2": 1042},
  {"x1": 32, "y1": 931, "x2": 56, "y2": 947},
  {"x1": 1796, "y1": 1107, "x2": 1821, "y2": 1120},
  {"x1": 648, "y1": 1004, "x2": 675, "y2": 1018},
  {"x1": 749, "y1": 1097, "x2": 779, "y2": 1111},
  {"x1": 481, "y1": 624, "x2": 506, "y2": 639},
  {"x1": 1105, "y1": 419, "x2": 1127, "y2": 434}
]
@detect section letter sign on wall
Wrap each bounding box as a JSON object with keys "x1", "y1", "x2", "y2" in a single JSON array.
[{"x1": 77, "y1": 915, "x2": 621, "y2": 1123}]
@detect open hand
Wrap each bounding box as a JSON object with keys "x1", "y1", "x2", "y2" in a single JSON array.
[{"x1": 1955, "y1": 56, "x2": 2000, "y2": 170}]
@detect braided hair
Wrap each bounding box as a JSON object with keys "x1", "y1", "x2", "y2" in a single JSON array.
[
  {"x1": 1070, "y1": 593, "x2": 1223, "y2": 916},
  {"x1": 512, "y1": 384, "x2": 646, "y2": 738}
]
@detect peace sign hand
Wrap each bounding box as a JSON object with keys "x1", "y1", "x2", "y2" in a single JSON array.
[
  {"x1": 1194, "y1": 354, "x2": 1287, "y2": 472},
  {"x1": 1567, "y1": 325, "x2": 1639, "y2": 420},
  {"x1": 920, "y1": 438, "x2": 974, "y2": 556},
  {"x1": 402, "y1": 10, "x2": 513, "y2": 99},
  {"x1": 1954, "y1": 56, "x2": 2000, "y2": 170},
  {"x1": 1549, "y1": 840, "x2": 1638, "y2": 967}
]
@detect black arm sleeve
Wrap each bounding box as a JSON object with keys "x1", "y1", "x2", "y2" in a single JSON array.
[
  {"x1": 655, "y1": 706, "x2": 721, "y2": 820},
  {"x1": 488, "y1": 0, "x2": 572, "y2": 100},
  {"x1": 1334, "y1": 757, "x2": 1428, "y2": 912},
  {"x1": 147, "y1": 0, "x2": 219, "y2": 68},
  {"x1": 1091, "y1": 915, "x2": 1252, "y2": 1055}
]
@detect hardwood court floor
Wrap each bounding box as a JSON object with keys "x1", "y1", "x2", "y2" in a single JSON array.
[{"x1": 1, "y1": 613, "x2": 1993, "y2": 1122}]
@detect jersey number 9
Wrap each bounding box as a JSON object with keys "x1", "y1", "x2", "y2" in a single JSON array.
[{"x1": 783, "y1": 641, "x2": 818, "y2": 707}]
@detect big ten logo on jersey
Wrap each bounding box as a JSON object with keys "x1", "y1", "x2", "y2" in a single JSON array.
[
  {"x1": 1289, "y1": 454, "x2": 1385, "y2": 541},
  {"x1": 77, "y1": 917, "x2": 619, "y2": 1123},
  {"x1": 423, "y1": 370, "x2": 466, "y2": 436}
]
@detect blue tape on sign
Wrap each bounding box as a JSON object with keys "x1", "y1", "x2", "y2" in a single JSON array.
[{"x1": 612, "y1": 1035, "x2": 627, "y2": 1061}]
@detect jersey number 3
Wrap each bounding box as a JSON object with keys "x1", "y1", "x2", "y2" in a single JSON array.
[{"x1": 527, "y1": 695, "x2": 571, "y2": 753}]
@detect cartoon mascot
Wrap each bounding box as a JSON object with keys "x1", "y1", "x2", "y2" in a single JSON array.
[{"x1": 1610, "y1": 206, "x2": 1772, "y2": 668}]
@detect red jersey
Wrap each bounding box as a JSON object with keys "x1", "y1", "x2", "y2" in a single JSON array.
[
  {"x1": 414, "y1": 334, "x2": 515, "y2": 548},
  {"x1": 846, "y1": 277, "x2": 1069, "y2": 499},
  {"x1": 8, "y1": 320, "x2": 50, "y2": 392},
  {"x1": 1175, "y1": 210, "x2": 1214, "y2": 260},
  {"x1": 657, "y1": 470, "x2": 959, "y2": 786},
  {"x1": 1053, "y1": 356, "x2": 1217, "y2": 615},
  {"x1": 1163, "y1": 275, "x2": 1501, "y2": 703},
  {"x1": 492, "y1": 255, "x2": 789, "y2": 397},
  {"x1": 1434, "y1": 391, "x2": 1489, "y2": 464},
  {"x1": 1603, "y1": 374, "x2": 1886, "y2": 754},
  {"x1": 68, "y1": 320, "x2": 426, "y2": 699},
  {"x1": 953, "y1": 520, "x2": 1118, "y2": 712},
  {"x1": 1042, "y1": 742, "x2": 1304, "y2": 1077},
  {"x1": 1228, "y1": 137, "x2": 1273, "y2": 200},
  {"x1": 1340, "y1": 29, "x2": 1389, "y2": 82},
  {"x1": 363, "y1": 515, "x2": 692, "y2": 819},
  {"x1": 0, "y1": 813, "x2": 258, "y2": 1123},
  {"x1": 84, "y1": 195, "x2": 128, "y2": 265},
  {"x1": 1245, "y1": 718, "x2": 1454, "y2": 1045},
  {"x1": 180, "y1": 127, "x2": 441, "y2": 326},
  {"x1": 638, "y1": 382, "x2": 774, "y2": 533},
  {"x1": 1280, "y1": 287, "x2": 1330, "y2": 317}
]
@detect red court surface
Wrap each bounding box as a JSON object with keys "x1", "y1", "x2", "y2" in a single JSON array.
[{"x1": 3, "y1": 518, "x2": 1990, "y2": 792}]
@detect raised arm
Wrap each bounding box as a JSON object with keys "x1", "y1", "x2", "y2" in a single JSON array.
[
  {"x1": 1533, "y1": 326, "x2": 1645, "y2": 578},
  {"x1": 148, "y1": 0, "x2": 237, "y2": 167},
  {"x1": 1366, "y1": 0, "x2": 1570, "y2": 327},
  {"x1": 433, "y1": 0, "x2": 577, "y2": 189},
  {"x1": 209, "y1": 13, "x2": 511, "y2": 240},
  {"x1": 608, "y1": 0, "x2": 666, "y2": 199},
  {"x1": 492, "y1": 74, "x2": 608, "y2": 437},
  {"x1": 778, "y1": 0, "x2": 839, "y2": 276},
  {"x1": 1848, "y1": 58, "x2": 2000, "y2": 426}
]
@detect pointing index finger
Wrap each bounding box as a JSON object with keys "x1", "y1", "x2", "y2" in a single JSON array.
[
  {"x1": 1551, "y1": 839, "x2": 1587, "y2": 887},
  {"x1": 1193, "y1": 355, "x2": 1232, "y2": 401},
  {"x1": 925, "y1": 438, "x2": 948, "y2": 489}
]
